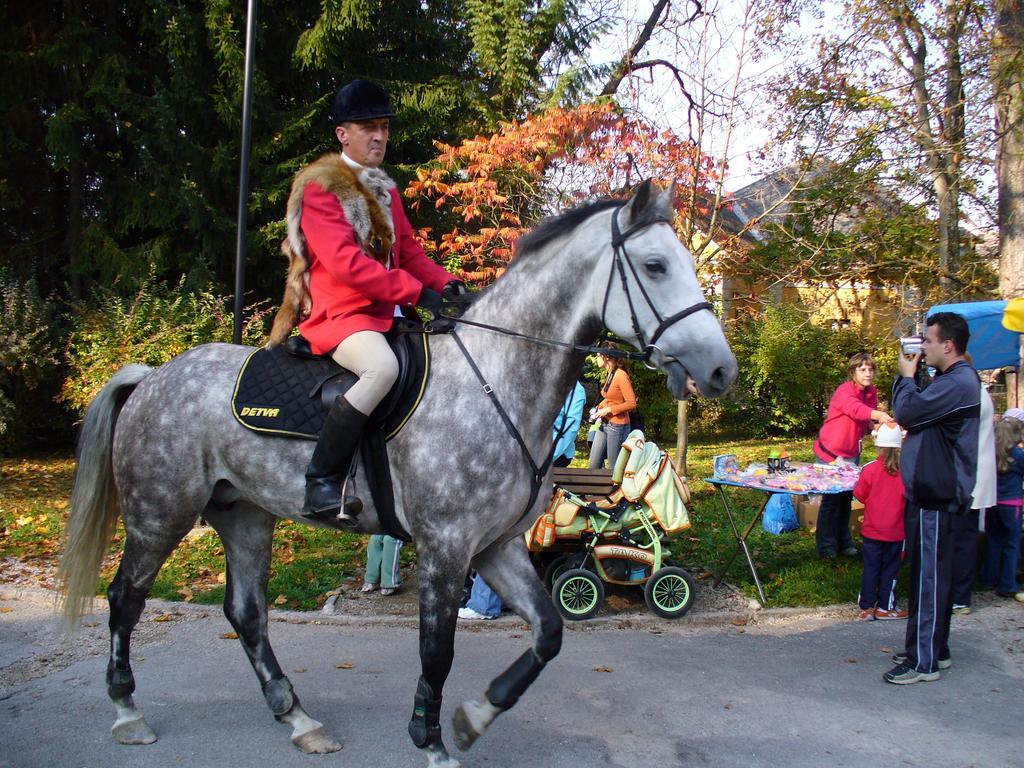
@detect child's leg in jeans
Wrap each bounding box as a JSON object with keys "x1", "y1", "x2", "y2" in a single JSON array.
[
  {"x1": 859, "y1": 537, "x2": 882, "y2": 609},
  {"x1": 877, "y1": 539, "x2": 903, "y2": 611},
  {"x1": 1000, "y1": 506, "x2": 1022, "y2": 593}
]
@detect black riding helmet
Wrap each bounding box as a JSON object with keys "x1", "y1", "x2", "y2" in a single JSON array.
[{"x1": 330, "y1": 79, "x2": 396, "y2": 124}]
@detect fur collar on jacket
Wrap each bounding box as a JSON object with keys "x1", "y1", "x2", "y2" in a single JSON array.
[{"x1": 268, "y1": 153, "x2": 398, "y2": 346}]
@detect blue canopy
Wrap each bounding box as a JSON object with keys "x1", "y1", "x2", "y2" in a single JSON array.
[{"x1": 929, "y1": 300, "x2": 1020, "y2": 371}]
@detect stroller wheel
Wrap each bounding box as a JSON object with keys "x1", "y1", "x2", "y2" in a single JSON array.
[
  {"x1": 644, "y1": 566, "x2": 695, "y2": 619},
  {"x1": 543, "y1": 553, "x2": 587, "y2": 592},
  {"x1": 552, "y1": 568, "x2": 605, "y2": 621}
]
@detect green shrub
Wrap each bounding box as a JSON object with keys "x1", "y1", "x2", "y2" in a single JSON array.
[
  {"x1": 701, "y1": 304, "x2": 902, "y2": 437},
  {"x1": 0, "y1": 273, "x2": 62, "y2": 451},
  {"x1": 62, "y1": 276, "x2": 271, "y2": 413}
]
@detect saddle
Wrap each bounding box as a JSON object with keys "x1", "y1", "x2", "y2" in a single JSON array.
[
  {"x1": 231, "y1": 319, "x2": 430, "y2": 540},
  {"x1": 232, "y1": 319, "x2": 429, "y2": 440}
]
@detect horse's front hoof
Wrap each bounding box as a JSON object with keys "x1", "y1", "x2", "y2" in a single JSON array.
[
  {"x1": 292, "y1": 725, "x2": 342, "y2": 754},
  {"x1": 452, "y1": 704, "x2": 482, "y2": 751},
  {"x1": 111, "y1": 715, "x2": 157, "y2": 745},
  {"x1": 425, "y1": 742, "x2": 461, "y2": 768}
]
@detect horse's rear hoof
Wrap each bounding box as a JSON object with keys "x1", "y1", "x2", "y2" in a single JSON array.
[
  {"x1": 292, "y1": 726, "x2": 342, "y2": 754},
  {"x1": 111, "y1": 715, "x2": 157, "y2": 745}
]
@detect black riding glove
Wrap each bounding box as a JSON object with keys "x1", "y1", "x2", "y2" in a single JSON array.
[
  {"x1": 442, "y1": 280, "x2": 473, "y2": 312},
  {"x1": 416, "y1": 287, "x2": 445, "y2": 320}
]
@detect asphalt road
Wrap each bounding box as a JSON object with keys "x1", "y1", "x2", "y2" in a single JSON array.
[{"x1": 2, "y1": 590, "x2": 1022, "y2": 768}]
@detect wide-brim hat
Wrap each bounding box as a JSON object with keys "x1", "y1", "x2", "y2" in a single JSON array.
[
  {"x1": 330, "y1": 79, "x2": 396, "y2": 124},
  {"x1": 873, "y1": 423, "x2": 904, "y2": 449}
]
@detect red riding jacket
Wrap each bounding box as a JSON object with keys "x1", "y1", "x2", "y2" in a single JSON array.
[{"x1": 298, "y1": 183, "x2": 453, "y2": 355}]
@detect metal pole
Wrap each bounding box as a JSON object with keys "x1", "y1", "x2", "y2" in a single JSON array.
[{"x1": 233, "y1": 0, "x2": 258, "y2": 344}]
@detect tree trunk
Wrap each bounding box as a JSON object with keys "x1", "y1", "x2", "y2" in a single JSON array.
[
  {"x1": 935, "y1": 171, "x2": 959, "y2": 298},
  {"x1": 995, "y1": 0, "x2": 1024, "y2": 296},
  {"x1": 994, "y1": 0, "x2": 1024, "y2": 401}
]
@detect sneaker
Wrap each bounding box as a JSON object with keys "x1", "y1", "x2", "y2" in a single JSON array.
[
  {"x1": 874, "y1": 607, "x2": 908, "y2": 620},
  {"x1": 380, "y1": 587, "x2": 398, "y2": 596},
  {"x1": 995, "y1": 590, "x2": 1018, "y2": 598},
  {"x1": 458, "y1": 607, "x2": 496, "y2": 621},
  {"x1": 360, "y1": 582, "x2": 377, "y2": 593},
  {"x1": 891, "y1": 652, "x2": 951, "y2": 670},
  {"x1": 840, "y1": 546, "x2": 860, "y2": 558},
  {"x1": 858, "y1": 608, "x2": 876, "y2": 621},
  {"x1": 1016, "y1": 592, "x2": 1024, "y2": 603},
  {"x1": 951, "y1": 603, "x2": 971, "y2": 616},
  {"x1": 883, "y1": 663, "x2": 940, "y2": 684}
]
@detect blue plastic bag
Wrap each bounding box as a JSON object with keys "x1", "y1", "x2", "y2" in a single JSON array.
[{"x1": 762, "y1": 493, "x2": 799, "y2": 535}]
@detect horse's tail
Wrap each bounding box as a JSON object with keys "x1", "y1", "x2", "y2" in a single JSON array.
[{"x1": 57, "y1": 364, "x2": 153, "y2": 630}]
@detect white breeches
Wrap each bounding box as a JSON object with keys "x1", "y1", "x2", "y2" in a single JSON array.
[{"x1": 330, "y1": 331, "x2": 400, "y2": 416}]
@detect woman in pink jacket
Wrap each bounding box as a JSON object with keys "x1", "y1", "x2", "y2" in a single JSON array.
[{"x1": 813, "y1": 353, "x2": 894, "y2": 558}]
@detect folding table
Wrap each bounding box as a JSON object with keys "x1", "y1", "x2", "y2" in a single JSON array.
[{"x1": 703, "y1": 476, "x2": 853, "y2": 606}]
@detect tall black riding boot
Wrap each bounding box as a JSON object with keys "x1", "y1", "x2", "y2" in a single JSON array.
[{"x1": 302, "y1": 395, "x2": 368, "y2": 524}]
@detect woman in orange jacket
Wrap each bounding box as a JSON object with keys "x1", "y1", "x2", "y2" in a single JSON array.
[{"x1": 587, "y1": 345, "x2": 638, "y2": 470}]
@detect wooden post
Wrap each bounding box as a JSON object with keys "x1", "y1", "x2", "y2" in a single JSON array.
[{"x1": 675, "y1": 399, "x2": 688, "y2": 475}]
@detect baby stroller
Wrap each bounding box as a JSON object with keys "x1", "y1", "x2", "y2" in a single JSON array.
[{"x1": 527, "y1": 430, "x2": 696, "y2": 620}]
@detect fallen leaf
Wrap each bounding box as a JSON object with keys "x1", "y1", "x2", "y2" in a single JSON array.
[
  {"x1": 220, "y1": 632, "x2": 238, "y2": 640},
  {"x1": 293, "y1": 668, "x2": 306, "y2": 673},
  {"x1": 216, "y1": 571, "x2": 226, "y2": 584},
  {"x1": 335, "y1": 663, "x2": 355, "y2": 669},
  {"x1": 0, "y1": 607, "x2": 12, "y2": 613},
  {"x1": 731, "y1": 617, "x2": 748, "y2": 626},
  {"x1": 880, "y1": 646, "x2": 893, "y2": 654},
  {"x1": 52, "y1": 499, "x2": 68, "y2": 509},
  {"x1": 845, "y1": 658, "x2": 858, "y2": 664},
  {"x1": 724, "y1": 703, "x2": 732, "y2": 709},
  {"x1": 274, "y1": 594, "x2": 288, "y2": 605},
  {"x1": 593, "y1": 666, "x2": 614, "y2": 673},
  {"x1": 153, "y1": 614, "x2": 174, "y2": 622}
]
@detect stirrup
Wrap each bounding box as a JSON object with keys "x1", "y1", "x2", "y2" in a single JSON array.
[{"x1": 302, "y1": 495, "x2": 362, "y2": 523}]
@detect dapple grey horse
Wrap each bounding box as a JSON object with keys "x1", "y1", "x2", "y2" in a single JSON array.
[{"x1": 59, "y1": 181, "x2": 736, "y2": 767}]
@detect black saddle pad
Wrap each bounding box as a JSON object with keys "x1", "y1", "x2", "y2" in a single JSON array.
[{"x1": 232, "y1": 324, "x2": 430, "y2": 441}]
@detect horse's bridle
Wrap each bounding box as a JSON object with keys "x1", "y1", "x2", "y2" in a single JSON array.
[
  {"x1": 435, "y1": 203, "x2": 716, "y2": 524},
  {"x1": 602, "y1": 205, "x2": 713, "y2": 368},
  {"x1": 433, "y1": 203, "x2": 714, "y2": 366}
]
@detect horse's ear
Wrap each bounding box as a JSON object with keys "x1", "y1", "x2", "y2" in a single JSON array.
[
  {"x1": 655, "y1": 182, "x2": 676, "y2": 220},
  {"x1": 625, "y1": 180, "x2": 655, "y2": 224}
]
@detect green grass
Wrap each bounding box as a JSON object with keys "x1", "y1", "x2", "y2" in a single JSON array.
[{"x1": 2, "y1": 439, "x2": 880, "y2": 610}]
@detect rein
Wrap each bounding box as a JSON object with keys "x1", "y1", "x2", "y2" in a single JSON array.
[{"x1": 439, "y1": 203, "x2": 715, "y2": 525}]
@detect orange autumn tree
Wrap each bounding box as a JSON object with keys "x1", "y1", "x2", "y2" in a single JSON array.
[{"x1": 405, "y1": 102, "x2": 720, "y2": 285}]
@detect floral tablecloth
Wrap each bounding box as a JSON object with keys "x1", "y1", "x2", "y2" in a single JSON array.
[{"x1": 709, "y1": 460, "x2": 859, "y2": 494}]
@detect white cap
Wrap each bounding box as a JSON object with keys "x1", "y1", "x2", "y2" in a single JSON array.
[
  {"x1": 874, "y1": 423, "x2": 904, "y2": 448},
  {"x1": 1002, "y1": 407, "x2": 1024, "y2": 422}
]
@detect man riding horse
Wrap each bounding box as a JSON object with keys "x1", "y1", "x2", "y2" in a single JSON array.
[{"x1": 267, "y1": 78, "x2": 467, "y2": 525}]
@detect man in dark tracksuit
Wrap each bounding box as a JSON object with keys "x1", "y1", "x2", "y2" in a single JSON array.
[{"x1": 885, "y1": 312, "x2": 980, "y2": 684}]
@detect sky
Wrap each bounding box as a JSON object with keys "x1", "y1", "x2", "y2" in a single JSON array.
[{"x1": 589, "y1": 0, "x2": 839, "y2": 192}]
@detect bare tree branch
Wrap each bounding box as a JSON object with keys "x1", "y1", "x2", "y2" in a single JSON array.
[{"x1": 599, "y1": 0, "x2": 701, "y2": 97}]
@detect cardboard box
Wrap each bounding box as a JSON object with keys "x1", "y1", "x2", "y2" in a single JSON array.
[{"x1": 794, "y1": 495, "x2": 863, "y2": 538}]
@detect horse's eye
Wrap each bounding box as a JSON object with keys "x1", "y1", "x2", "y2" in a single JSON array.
[{"x1": 644, "y1": 260, "x2": 667, "y2": 275}]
